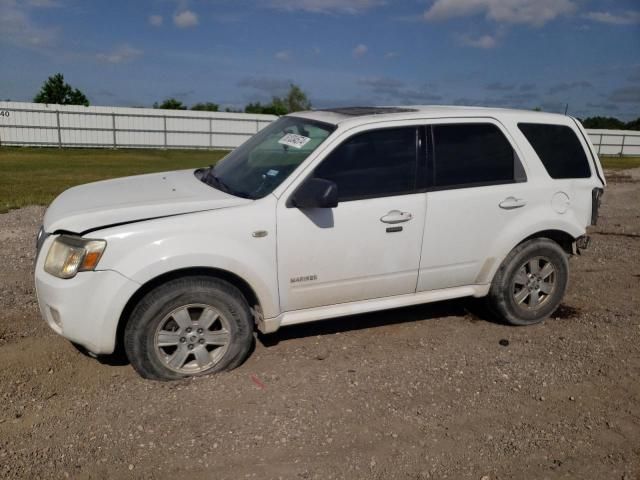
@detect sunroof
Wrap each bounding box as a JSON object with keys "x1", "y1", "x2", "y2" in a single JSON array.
[{"x1": 319, "y1": 106, "x2": 418, "y2": 116}]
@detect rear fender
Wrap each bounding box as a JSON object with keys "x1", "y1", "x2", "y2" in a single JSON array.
[{"x1": 477, "y1": 205, "x2": 584, "y2": 284}]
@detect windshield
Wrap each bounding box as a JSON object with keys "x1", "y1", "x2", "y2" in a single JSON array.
[{"x1": 202, "y1": 116, "x2": 335, "y2": 199}]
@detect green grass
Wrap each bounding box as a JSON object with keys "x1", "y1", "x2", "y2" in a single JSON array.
[
  {"x1": 0, "y1": 147, "x2": 228, "y2": 213},
  {"x1": 599, "y1": 155, "x2": 640, "y2": 170},
  {"x1": 2, "y1": 147, "x2": 639, "y2": 214}
]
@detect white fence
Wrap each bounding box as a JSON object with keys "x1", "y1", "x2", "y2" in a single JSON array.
[
  {"x1": 0, "y1": 101, "x2": 276, "y2": 150},
  {"x1": 586, "y1": 129, "x2": 640, "y2": 157},
  {"x1": 0, "y1": 101, "x2": 638, "y2": 156}
]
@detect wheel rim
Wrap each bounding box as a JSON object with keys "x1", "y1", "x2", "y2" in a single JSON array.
[
  {"x1": 154, "y1": 304, "x2": 231, "y2": 374},
  {"x1": 512, "y1": 256, "x2": 557, "y2": 311}
]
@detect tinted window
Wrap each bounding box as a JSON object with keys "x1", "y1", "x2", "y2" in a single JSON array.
[
  {"x1": 432, "y1": 124, "x2": 519, "y2": 188},
  {"x1": 314, "y1": 127, "x2": 418, "y2": 201},
  {"x1": 518, "y1": 123, "x2": 591, "y2": 179}
]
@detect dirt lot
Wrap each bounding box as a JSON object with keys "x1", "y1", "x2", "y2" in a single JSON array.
[{"x1": 1, "y1": 171, "x2": 639, "y2": 480}]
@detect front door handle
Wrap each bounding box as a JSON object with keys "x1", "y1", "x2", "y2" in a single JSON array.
[
  {"x1": 380, "y1": 210, "x2": 413, "y2": 224},
  {"x1": 499, "y1": 197, "x2": 527, "y2": 210}
]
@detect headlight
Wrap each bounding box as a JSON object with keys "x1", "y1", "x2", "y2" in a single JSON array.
[{"x1": 44, "y1": 235, "x2": 107, "y2": 279}]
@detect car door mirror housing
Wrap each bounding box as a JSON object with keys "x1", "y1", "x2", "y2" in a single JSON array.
[{"x1": 291, "y1": 178, "x2": 338, "y2": 209}]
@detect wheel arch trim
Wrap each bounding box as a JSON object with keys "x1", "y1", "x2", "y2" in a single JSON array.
[
  {"x1": 477, "y1": 223, "x2": 582, "y2": 285},
  {"x1": 115, "y1": 266, "x2": 263, "y2": 355}
]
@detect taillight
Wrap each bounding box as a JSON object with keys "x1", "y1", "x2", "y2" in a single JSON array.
[{"x1": 591, "y1": 188, "x2": 604, "y2": 225}]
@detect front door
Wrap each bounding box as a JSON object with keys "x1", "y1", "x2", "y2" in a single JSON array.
[{"x1": 277, "y1": 126, "x2": 427, "y2": 312}]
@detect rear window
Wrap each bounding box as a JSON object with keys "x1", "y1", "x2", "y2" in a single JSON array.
[
  {"x1": 518, "y1": 123, "x2": 591, "y2": 179},
  {"x1": 432, "y1": 123, "x2": 522, "y2": 188}
]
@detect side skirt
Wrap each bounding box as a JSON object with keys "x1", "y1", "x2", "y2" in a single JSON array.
[{"x1": 258, "y1": 284, "x2": 490, "y2": 334}]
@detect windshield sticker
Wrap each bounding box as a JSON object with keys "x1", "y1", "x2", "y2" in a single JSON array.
[
  {"x1": 278, "y1": 133, "x2": 311, "y2": 149},
  {"x1": 266, "y1": 169, "x2": 279, "y2": 177}
]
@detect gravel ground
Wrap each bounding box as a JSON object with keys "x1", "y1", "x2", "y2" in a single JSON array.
[{"x1": 0, "y1": 171, "x2": 639, "y2": 479}]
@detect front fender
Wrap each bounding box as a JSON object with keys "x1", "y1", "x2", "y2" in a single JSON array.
[{"x1": 94, "y1": 203, "x2": 280, "y2": 318}]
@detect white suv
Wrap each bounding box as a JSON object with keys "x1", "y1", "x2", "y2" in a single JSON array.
[{"x1": 35, "y1": 106, "x2": 606, "y2": 380}]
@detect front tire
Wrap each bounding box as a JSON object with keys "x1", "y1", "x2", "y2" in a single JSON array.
[
  {"x1": 487, "y1": 238, "x2": 569, "y2": 326},
  {"x1": 124, "y1": 276, "x2": 254, "y2": 380}
]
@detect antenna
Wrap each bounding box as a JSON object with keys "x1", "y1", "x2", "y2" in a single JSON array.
[{"x1": 564, "y1": 103, "x2": 569, "y2": 115}]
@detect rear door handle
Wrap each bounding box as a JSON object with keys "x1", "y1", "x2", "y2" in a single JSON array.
[
  {"x1": 380, "y1": 210, "x2": 413, "y2": 224},
  {"x1": 499, "y1": 197, "x2": 527, "y2": 210}
]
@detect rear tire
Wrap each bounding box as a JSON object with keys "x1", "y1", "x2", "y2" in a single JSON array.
[
  {"x1": 124, "y1": 276, "x2": 254, "y2": 381},
  {"x1": 487, "y1": 238, "x2": 569, "y2": 326}
]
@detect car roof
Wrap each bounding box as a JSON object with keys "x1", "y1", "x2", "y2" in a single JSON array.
[{"x1": 289, "y1": 105, "x2": 574, "y2": 129}]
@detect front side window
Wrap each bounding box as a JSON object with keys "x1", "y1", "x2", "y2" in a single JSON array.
[
  {"x1": 203, "y1": 116, "x2": 335, "y2": 199},
  {"x1": 432, "y1": 123, "x2": 522, "y2": 188},
  {"x1": 518, "y1": 123, "x2": 591, "y2": 179},
  {"x1": 314, "y1": 127, "x2": 418, "y2": 201}
]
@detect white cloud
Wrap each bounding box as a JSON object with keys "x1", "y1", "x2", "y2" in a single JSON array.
[
  {"x1": 384, "y1": 51, "x2": 399, "y2": 59},
  {"x1": 358, "y1": 77, "x2": 405, "y2": 91},
  {"x1": 457, "y1": 33, "x2": 498, "y2": 49},
  {"x1": 353, "y1": 44, "x2": 368, "y2": 57},
  {"x1": 358, "y1": 77, "x2": 443, "y2": 103},
  {"x1": 608, "y1": 86, "x2": 640, "y2": 104},
  {"x1": 268, "y1": 0, "x2": 384, "y2": 14},
  {"x1": 584, "y1": 11, "x2": 640, "y2": 26},
  {"x1": 96, "y1": 44, "x2": 143, "y2": 64},
  {"x1": 275, "y1": 50, "x2": 292, "y2": 61},
  {"x1": 25, "y1": 0, "x2": 60, "y2": 6},
  {"x1": 0, "y1": 0, "x2": 59, "y2": 50},
  {"x1": 238, "y1": 77, "x2": 291, "y2": 96},
  {"x1": 424, "y1": 0, "x2": 576, "y2": 27},
  {"x1": 149, "y1": 14, "x2": 163, "y2": 27},
  {"x1": 547, "y1": 81, "x2": 592, "y2": 95},
  {"x1": 174, "y1": 10, "x2": 198, "y2": 28}
]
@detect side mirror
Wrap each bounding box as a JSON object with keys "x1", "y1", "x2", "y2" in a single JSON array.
[{"x1": 291, "y1": 178, "x2": 338, "y2": 209}]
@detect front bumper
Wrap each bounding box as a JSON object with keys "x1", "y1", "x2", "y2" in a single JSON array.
[{"x1": 35, "y1": 237, "x2": 140, "y2": 354}]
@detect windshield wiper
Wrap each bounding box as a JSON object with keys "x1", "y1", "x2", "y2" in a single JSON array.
[
  {"x1": 208, "y1": 171, "x2": 230, "y2": 193},
  {"x1": 202, "y1": 168, "x2": 252, "y2": 199}
]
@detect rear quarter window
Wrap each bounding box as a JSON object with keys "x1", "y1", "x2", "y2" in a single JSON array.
[{"x1": 518, "y1": 123, "x2": 591, "y2": 179}]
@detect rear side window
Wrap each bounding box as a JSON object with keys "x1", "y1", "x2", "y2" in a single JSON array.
[
  {"x1": 315, "y1": 127, "x2": 418, "y2": 201},
  {"x1": 431, "y1": 123, "x2": 522, "y2": 188},
  {"x1": 518, "y1": 123, "x2": 591, "y2": 179}
]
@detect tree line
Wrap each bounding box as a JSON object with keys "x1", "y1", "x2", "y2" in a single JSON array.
[
  {"x1": 28, "y1": 73, "x2": 640, "y2": 128},
  {"x1": 580, "y1": 116, "x2": 640, "y2": 130},
  {"x1": 32, "y1": 73, "x2": 311, "y2": 115}
]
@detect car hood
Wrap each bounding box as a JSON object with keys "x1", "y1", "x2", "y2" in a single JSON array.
[{"x1": 43, "y1": 169, "x2": 251, "y2": 233}]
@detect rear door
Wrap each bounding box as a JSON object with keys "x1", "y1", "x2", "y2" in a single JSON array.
[{"x1": 417, "y1": 120, "x2": 532, "y2": 291}]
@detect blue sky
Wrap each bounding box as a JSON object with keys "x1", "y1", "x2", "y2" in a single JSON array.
[{"x1": 1, "y1": 0, "x2": 639, "y2": 119}]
